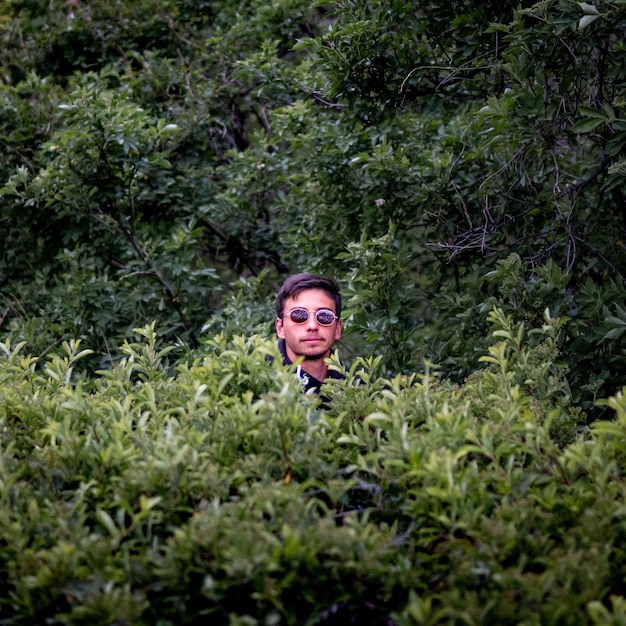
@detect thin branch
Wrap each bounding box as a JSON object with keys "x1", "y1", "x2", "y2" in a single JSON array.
[
  {"x1": 177, "y1": 48, "x2": 195, "y2": 98},
  {"x1": 573, "y1": 235, "x2": 625, "y2": 280},
  {"x1": 479, "y1": 143, "x2": 530, "y2": 191},
  {"x1": 401, "y1": 47, "x2": 495, "y2": 93},
  {"x1": 97, "y1": 208, "x2": 200, "y2": 348},
  {"x1": 256, "y1": 104, "x2": 272, "y2": 138},
  {"x1": 304, "y1": 88, "x2": 347, "y2": 109},
  {"x1": 451, "y1": 181, "x2": 473, "y2": 229}
]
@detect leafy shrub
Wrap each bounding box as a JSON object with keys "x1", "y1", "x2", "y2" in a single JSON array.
[{"x1": 0, "y1": 316, "x2": 624, "y2": 624}]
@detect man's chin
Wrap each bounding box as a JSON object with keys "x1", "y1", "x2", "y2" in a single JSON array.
[{"x1": 302, "y1": 351, "x2": 328, "y2": 361}]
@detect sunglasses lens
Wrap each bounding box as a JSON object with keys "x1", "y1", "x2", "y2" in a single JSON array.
[
  {"x1": 286, "y1": 308, "x2": 337, "y2": 325},
  {"x1": 315, "y1": 309, "x2": 337, "y2": 325},
  {"x1": 289, "y1": 308, "x2": 309, "y2": 323}
]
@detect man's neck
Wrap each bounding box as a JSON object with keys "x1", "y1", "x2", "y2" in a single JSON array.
[{"x1": 298, "y1": 358, "x2": 328, "y2": 382}]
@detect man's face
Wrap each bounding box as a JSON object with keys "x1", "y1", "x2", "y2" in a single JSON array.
[{"x1": 275, "y1": 288, "x2": 342, "y2": 362}]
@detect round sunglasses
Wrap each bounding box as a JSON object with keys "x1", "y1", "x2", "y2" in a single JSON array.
[{"x1": 285, "y1": 307, "x2": 339, "y2": 326}]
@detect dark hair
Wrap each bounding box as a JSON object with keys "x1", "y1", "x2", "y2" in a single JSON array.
[{"x1": 275, "y1": 273, "x2": 342, "y2": 318}]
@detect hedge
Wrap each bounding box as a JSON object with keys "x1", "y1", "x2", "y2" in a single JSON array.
[{"x1": 0, "y1": 315, "x2": 625, "y2": 625}]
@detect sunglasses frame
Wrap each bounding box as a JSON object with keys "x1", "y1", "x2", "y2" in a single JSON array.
[{"x1": 285, "y1": 307, "x2": 339, "y2": 326}]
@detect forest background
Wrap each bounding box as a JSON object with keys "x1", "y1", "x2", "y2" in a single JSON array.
[
  {"x1": 1, "y1": 0, "x2": 626, "y2": 405},
  {"x1": 2, "y1": 0, "x2": 626, "y2": 624}
]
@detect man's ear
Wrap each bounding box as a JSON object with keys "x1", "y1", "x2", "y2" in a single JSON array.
[
  {"x1": 275, "y1": 317, "x2": 285, "y2": 338},
  {"x1": 334, "y1": 319, "x2": 343, "y2": 341}
]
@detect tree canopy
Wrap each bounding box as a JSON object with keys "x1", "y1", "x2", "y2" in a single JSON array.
[{"x1": 2, "y1": 0, "x2": 626, "y2": 407}]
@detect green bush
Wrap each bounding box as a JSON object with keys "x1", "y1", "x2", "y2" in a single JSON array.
[{"x1": 0, "y1": 314, "x2": 624, "y2": 624}]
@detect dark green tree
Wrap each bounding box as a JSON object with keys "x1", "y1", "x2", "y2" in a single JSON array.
[{"x1": 1, "y1": 0, "x2": 626, "y2": 413}]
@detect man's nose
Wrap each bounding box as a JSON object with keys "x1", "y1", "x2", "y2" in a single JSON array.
[{"x1": 305, "y1": 314, "x2": 318, "y2": 329}]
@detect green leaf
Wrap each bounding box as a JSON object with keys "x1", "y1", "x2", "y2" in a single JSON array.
[
  {"x1": 578, "y1": 106, "x2": 609, "y2": 119},
  {"x1": 578, "y1": 14, "x2": 600, "y2": 29},
  {"x1": 578, "y1": 2, "x2": 600, "y2": 15},
  {"x1": 96, "y1": 509, "x2": 118, "y2": 536},
  {"x1": 573, "y1": 117, "x2": 605, "y2": 133}
]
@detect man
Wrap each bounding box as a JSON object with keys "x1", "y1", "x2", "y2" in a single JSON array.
[{"x1": 275, "y1": 272, "x2": 344, "y2": 395}]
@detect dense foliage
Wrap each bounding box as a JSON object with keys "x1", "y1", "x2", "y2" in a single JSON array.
[
  {"x1": 2, "y1": 0, "x2": 626, "y2": 621},
  {"x1": 1, "y1": 0, "x2": 625, "y2": 409},
  {"x1": 1, "y1": 319, "x2": 625, "y2": 624}
]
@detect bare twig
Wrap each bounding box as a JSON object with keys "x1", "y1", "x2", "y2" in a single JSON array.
[
  {"x1": 256, "y1": 104, "x2": 272, "y2": 139},
  {"x1": 177, "y1": 48, "x2": 195, "y2": 97},
  {"x1": 96, "y1": 207, "x2": 200, "y2": 348}
]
